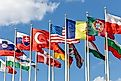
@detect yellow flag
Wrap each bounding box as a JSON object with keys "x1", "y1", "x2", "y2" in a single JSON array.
[
  {"x1": 75, "y1": 21, "x2": 87, "y2": 40},
  {"x1": 54, "y1": 52, "x2": 65, "y2": 61}
]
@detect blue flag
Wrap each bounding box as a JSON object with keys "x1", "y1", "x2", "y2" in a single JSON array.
[{"x1": 66, "y1": 19, "x2": 76, "y2": 39}]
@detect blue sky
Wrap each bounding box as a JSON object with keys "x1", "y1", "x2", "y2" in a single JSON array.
[{"x1": 0, "y1": 0, "x2": 121, "y2": 81}]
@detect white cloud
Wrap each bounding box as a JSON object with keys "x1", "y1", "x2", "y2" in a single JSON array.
[
  {"x1": 0, "y1": 0, "x2": 59, "y2": 25},
  {"x1": 117, "y1": 78, "x2": 121, "y2": 81},
  {"x1": 93, "y1": 76, "x2": 105, "y2": 81}
]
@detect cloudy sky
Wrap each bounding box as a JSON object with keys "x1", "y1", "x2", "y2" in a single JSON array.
[{"x1": 0, "y1": 0, "x2": 121, "y2": 81}]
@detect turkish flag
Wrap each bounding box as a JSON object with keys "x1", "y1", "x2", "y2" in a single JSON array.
[{"x1": 32, "y1": 28, "x2": 49, "y2": 51}]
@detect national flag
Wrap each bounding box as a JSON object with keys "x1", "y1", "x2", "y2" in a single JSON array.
[
  {"x1": 107, "y1": 38, "x2": 121, "y2": 59},
  {"x1": 0, "y1": 59, "x2": 17, "y2": 74},
  {"x1": 6, "y1": 56, "x2": 30, "y2": 71},
  {"x1": 16, "y1": 32, "x2": 30, "y2": 50},
  {"x1": 105, "y1": 13, "x2": 121, "y2": 34},
  {"x1": 88, "y1": 41, "x2": 105, "y2": 60},
  {"x1": 87, "y1": 17, "x2": 115, "y2": 39},
  {"x1": 32, "y1": 28, "x2": 49, "y2": 51},
  {"x1": 0, "y1": 39, "x2": 23, "y2": 56},
  {"x1": 37, "y1": 51, "x2": 61, "y2": 68},
  {"x1": 69, "y1": 44, "x2": 84, "y2": 69},
  {"x1": 50, "y1": 25, "x2": 64, "y2": 43}
]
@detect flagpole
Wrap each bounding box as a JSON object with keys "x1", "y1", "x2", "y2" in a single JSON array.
[
  {"x1": 19, "y1": 60, "x2": 22, "y2": 81},
  {"x1": 28, "y1": 24, "x2": 33, "y2": 81},
  {"x1": 12, "y1": 28, "x2": 17, "y2": 81},
  {"x1": 104, "y1": 7, "x2": 110, "y2": 81},
  {"x1": 51, "y1": 23, "x2": 54, "y2": 81},
  {"x1": 48, "y1": 20, "x2": 51, "y2": 81},
  {"x1": 64, "y1": 14, "x2": 68, "y2": 81},
  {"x1": 34, "y1": 52, "x2": 37, "y2": 81},
  {"x1": 4, "y1": 56, "x2": 6, "y2": 81},
  {"x1": 86, "y1": 11, "x2": 90, "y2": 81},
  {"x1": 67, "y1": 44, "x2": 70, "y2": 81},
  {"x1": 52, "y1": 50, "x2": 54, "y2": 81}
]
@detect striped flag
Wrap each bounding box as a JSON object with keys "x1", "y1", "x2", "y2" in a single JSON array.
[{"x1": 50, "y1": 26, "x2": 80, "y2": 44}]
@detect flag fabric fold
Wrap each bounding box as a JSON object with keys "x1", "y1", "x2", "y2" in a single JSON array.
[
  {"x1": 37, "y1": 50, "x2": 61, "y2": 68},
  {"x1": 69, "y1": 44, "x2": 84, "y2": 69},
  {"x1": 0, "y1": 59, "x2": 17, "y2": 74},
  {"x1": 6, "y1": 56, "x2": 30, "y2": 71},
  {"x1": 88, "y1": 41, "x2": 105, "y2": 60},
  {"x1": 107, "y1": 38, "x2": 121, "y2": 59},
  {"x1": 0, "y1": 39, "x2": 23, "y2": 56}
]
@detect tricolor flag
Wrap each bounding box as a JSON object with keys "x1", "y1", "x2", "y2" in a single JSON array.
[
  {"x1": 0, "y1": 59, "x2": 17, "y2": 74},
  {"x1": 87, "y1": 17, "x2": 115, "y2": 39},
  {"x1": 88, "y1": 41, "x2": 105, "y2": 60},
  {"x1": 6, "y1": 56, "x2": 30, "y2": 71},
  {"x1": 108, "y1": 38, "x2": 121, "y2": 59},
  {"x1": 0, "y1": 39, "x2": 23, "y2": 56},
  {"x1": 105, "y1": 13, "x2": 121, "y2": 34},
  {"x1": 37, "y1": 51, "x2": 61, "y2": 68},
  {"x1": 17, "y1": 32, "x2": 30, "y2": 51}
]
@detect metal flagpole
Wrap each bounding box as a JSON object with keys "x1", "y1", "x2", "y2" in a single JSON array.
[
  {"x1": 28, "y1": 24, "x2": 33, "y2": 81},
  {"x1": 67, "y1": 44, "x2": 70, "y2": 81},
  {"x1": 4, "y1": 56, "x2": 6, "y2": 81},
  {"x1": 48, "y1": 20, "x2": 51, "y2": 81},
  {"x1": 104, "y1": 7, "x2": 110, "y2": 81},
  {"x1": 19, "y1": 59, "x2": 22, "y2": 81},
  {"x1": 51, "y1": 23, "x2": 54, "y2": 81},
  {"x1": 86, "y1": 11, "x2": 90, "y2": 81},
  {"x1": 52, "y1": 50, "x2": 54, "y2": 81},
  {"x1": 12, "y1": 28, "x2": 17, "y2": 81},
  {"x1": 34, "y1": 52, "x2": 37, "y2": 81},
  {"x1": 64, "y1": 14, "x2": 68, "y2": 81}
]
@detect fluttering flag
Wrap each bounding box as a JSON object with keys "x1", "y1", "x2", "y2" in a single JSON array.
[
  {"x1": 87, "y1": 17, "x2": 115, "y2": 39},
  {"x1": 50, "y1": 25, "x2": 64, "y2": 43},
  {"x1": 88, "y1": 41, "x2": 105, "y2": 60},
  {"x1": 105, "y1": 13, "x2": 121, "y2": 34},
  {"x1": 107, "y1": 38, "x2": 121, "y2": 59},
  {"x1": 37, "y1": 50, "x2": 61, "y2": 68},
  {"x1": 6, "y1": 56, "x2": 30, "y2": 71},
  {"x1": 66, "y1": 19, "x2": 95, "y2": 41},
  {"x1": 0, "y1": 39, "x2": 23, "y2": 56},
  {"x1": 0, "y1": 59, "x2": 17, "y2": 74},
  {"x1": 17, "y1": 32, "x2": 30, "y2": 50},
  {"x1": 69, "y1": 44, "x2": 84, "y2": 69},
  {"x1": 32, "y1": 28, "x2": 73, "y2": 65}
]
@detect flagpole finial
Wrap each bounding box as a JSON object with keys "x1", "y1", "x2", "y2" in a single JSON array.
[
  {"x1": 49, "y1": 20, "x2": 51, "y2": 23},
  {"x1": 104, "y1": 6, "x2": 107, "y2": 10},
  {"x1": 14, "y1": 28, "x2": 17, "y2": 30},
  {"x1": 65, "y1": 14, "x2": 67, "y2": 18}
]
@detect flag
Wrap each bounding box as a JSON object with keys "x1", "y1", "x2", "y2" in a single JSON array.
[
  {"x1": 32, "y1": 28, "x2": 73, "y2": 64},
  {"x1": 50, "y1": 25, "x2": 64, "y2": 43},
  {"x1": 106, "y1": 13, "x2": 121, "y2": 34},
  {"x1": 6, "y1": 56, "x2": 30, "y2": 71},
  {"x1": 32, "y1": 28, "x2": 49, "y2": 51},
  {"x1": 108, "y1": 38, "x2": 121, "y2": 59},
  {"x1": 54, "y1": 43, "x2": 73, "y2": 65},
  {"x1": 87, "y1": 17, "x2": 115, "y2": 39},
  {"x1": 37, "y1": 51, "x2": 61, "y2": 68},
  {"x1": 0, "y1": 39, "x2": 23, "y2": 56},
  {"x1": 0, "y1": 59, "x2": 17, "y2": 74},
  {"x1": 88, "y1": 41, "x2": 105, "y2": 60},
  {"x1": 17, "y1": 32, "x2": 30, "y2": 50},
  {"x1": 69, "y1": 44, "x2": 84, "y2": 69}
]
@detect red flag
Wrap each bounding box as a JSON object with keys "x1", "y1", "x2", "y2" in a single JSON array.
[
  {"x1": 7, "y1": 66, "x2": 17, "y2": 74},
  {"x1": 37, "y1": 51, "x2": 61, "y2": 68}
]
